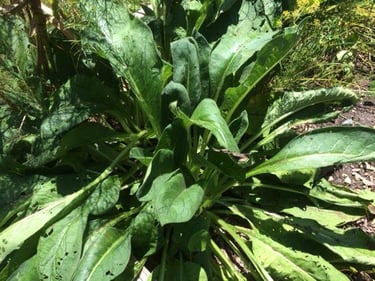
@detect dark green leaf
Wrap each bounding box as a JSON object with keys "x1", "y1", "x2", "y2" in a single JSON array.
[
  {"x1": 149, "y1": 260, "x2": 208, "y2": 281},
  {"x1": 131, "y1": 211, "x2": 159, "y2": 257},
  {"x1": 249, "y1": 229, "x2": 350, "y2": 281},
  {"x1": 172, "y1": 215, "x2": 210, "y2": 253},
  {"x1": 207, "y1": 149, "x2": 246, "y2": 180},
  {"x1": 229, "y1": 110, "x2": 249, "y2": 143},
  {"x1": 41, "y1": 106, "x2": 90, "y2": 139},
  {"x1": 0, "y1": 16, "x2": 35, "y2": 76},
  {"x1": 85, "y1": 176, "x2": 121, "y2": 215},
  {"x1": 82, "y1": 0, "x2": 165, "y2": 135},
  {"x1": 161, "y1": 81, "x2": 191, "y2": 127},
  {"x1": 282, "y1": 206, "x2": 361, "y2": 229},
  {"x1": 6, "y1": 256, "x2": 39, "y2": 281},
  {"x1": 171, "y1": 37, "x2": 201, "y2": 107},
  {"x1": 288, "y1": 217, "x2": 375, "y2": 265},
  {"x1": 58, "y1": 122, "x2": 125, "y2": 155},
  {"x1": 309, "y1": 179, "x2": 373, "y2": 208}
]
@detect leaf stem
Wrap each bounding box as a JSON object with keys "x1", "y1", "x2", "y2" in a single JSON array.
[{"x1": 206, "y1": 211, "x2": 273, "y2": 281}]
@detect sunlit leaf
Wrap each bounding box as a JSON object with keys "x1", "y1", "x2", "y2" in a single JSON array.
[
  {"x1": 262, "y1": 87, "x2": 358, "y2": 132},
  {"x1": 190, "y1": 98, "x2": 239, "y2": 152},
  {"x1": 288, "y1": 217, "x2": 375, "y2": 265},
  {"x1": 72, "y1": 226, "x2": 131, "y2": 281},
  {"x1": 209, "y1": 27, "x2": 275, "y2": 100},
  {"x1": 248, "y1": 127, "x2": 375, "y2": 177},
  {"x1": 222, "y1": 30, "x2": 298, "y2": 120},
  {"x1": 37, "y1": 207, "x2": 87, "y2": 281},
  {"x1": 249, "y1": 229, "x2": 350, "y2": 281},
  {"x1": 137, "y1": 149, "x2": 176, "y2": 201}
]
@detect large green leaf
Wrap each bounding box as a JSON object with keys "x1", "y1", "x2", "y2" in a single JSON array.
[
  {"x1": 262, "y1": 87, "x2": 358, "y2": 133},
  {"x1": 81, "y1": 0, "x2": 165, "y2": 135},
  {"x1": 58, "y1": 122, "x2": 126, "y2": 155},
  {"x1": 0, "y1": 167, "x2": 117, "y2": 263},
  {"x1": 227, "y1": 205, "x2": 352, "y2": 280},
  {"x1": 248, "y1": 229, "x2": 349, "y2": 281},
  {"x1": 0, "y1": 194, "x2": 80, "y2": 263},
  {"x1": 194, "y1": 0, "x2": 225, "y2": 31},
  {"x1": 7, "y1": 256, "x2": 39, "y2": 281},
  {"x1": 131, "y1": 210, "x2": 159, "y2": 257},
  {"x1": 161, "y1": 82, "x2": 191, "y2": 127},
  {"x1": 173, "y1": 98, "x2": 239, "y2": 152},
  {"x1": 171, "y1": 37, "x2": 202, "y2": 107},
  {"x1": 310, "y1": 179, "x2": 375, "y2": 208},
  {"x1": 191, "y1": 99, "x2": 239, "y2": 152},
  {"x1": 222, "y1": 29, "x2": 298, "y2": 121},
  {"x1": 37, "y1": 207, "x2": 87, "y2": 281},
  {"x1": 153, "y1": 172, "x2": 204, "y2": 226},
  {"x1": 136, "y1": 149, "x2": 176, "y2": 201},
  {"x1": 0, "y1": 16, "x2": 35, "y2": 76},
  {"x1": 247, "y1": 127, "x2": 375, "y2": 177},
  {"x1": 84, "y1": 176, "x2": 121, "y2": 215},
  {"x1": 72, "y1": 225, "x2": 131, "y2": 281},
  {"x1": 41, "y1": 106, "x2": 90, "y2": 139},
  {"x1": 209, "y1": 27, "x2": 276, "y2": 100},
  {"x1": 288, "y1": 217, "x2": 375, "y2": 265},
  {"x1": 281, "y1": 206, "x2": 361, "y2": 230}
]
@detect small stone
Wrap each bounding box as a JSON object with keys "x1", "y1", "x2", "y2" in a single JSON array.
[{"x1": 344, "y1": 177, "x2": 352, "y2": 185}]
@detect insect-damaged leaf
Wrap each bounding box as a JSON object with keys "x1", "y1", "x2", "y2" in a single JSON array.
[{"x1": 72, "y1": 226, "x2": 131, "y2": 281}]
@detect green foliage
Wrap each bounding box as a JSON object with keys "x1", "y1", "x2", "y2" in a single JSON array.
[
  {"x1": 0, "y1": 0, "x2": 375, "y2": 280},
  {"x1": 274, "y1": 0, "x2": 375, "y2": 91}
]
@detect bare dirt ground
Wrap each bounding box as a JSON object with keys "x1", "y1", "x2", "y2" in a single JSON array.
[
  {"x1": 326, "y1": 95, "x2": 375, "y2": 191},
  {"x1": 326, "y1": 95, "x2": 375, "y2": 244}
]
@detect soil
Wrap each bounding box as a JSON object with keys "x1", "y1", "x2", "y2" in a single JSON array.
[
  {"x1": 325, "y1": 94, "x2": 375, "y2": 191},
  {"x1": 324, "y1": 94, "x2": 375, "y2": 238}
]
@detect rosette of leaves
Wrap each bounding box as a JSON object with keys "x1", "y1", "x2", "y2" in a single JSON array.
[{"x1": 0, "y1": 0, "x2": 374, "y2": 280}]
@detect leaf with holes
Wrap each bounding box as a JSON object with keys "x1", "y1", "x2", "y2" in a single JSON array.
[
  {"x1": 37, "y1": 207, "x2": 88, "y2": 281},
  {"x1": 72, "y1": 225, "x2": 131, "y2": 281}
]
